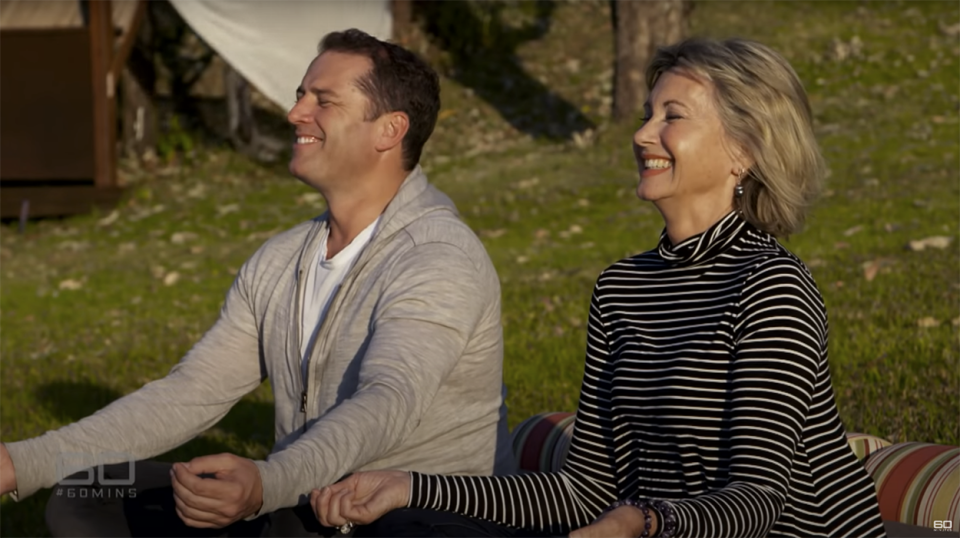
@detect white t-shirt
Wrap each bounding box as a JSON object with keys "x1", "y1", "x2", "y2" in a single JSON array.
[{"x1": 300, "y1": 218, "x2": 379, "y2": 376}]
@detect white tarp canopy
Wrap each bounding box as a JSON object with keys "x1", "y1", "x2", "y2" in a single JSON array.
[{"x1": 169, "y1": 0, "x2": 392, "y2": 110}]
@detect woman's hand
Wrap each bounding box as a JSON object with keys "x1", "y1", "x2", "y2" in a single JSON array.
[
  {"x1": 311, "y1": 470, "x2": 411, "y2": 528},
  {"x1": 569, "y1": 505, "x2": 652, "y2": 538}
]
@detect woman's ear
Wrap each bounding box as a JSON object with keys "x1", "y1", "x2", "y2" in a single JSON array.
[
  {"x1": 730, "y1": 144, "x2": 755, "y2": 178},
  {"x1": 375, "y1": 112, "x2": 410, "y2": 153}
]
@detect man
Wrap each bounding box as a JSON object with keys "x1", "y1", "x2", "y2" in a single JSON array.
[{"x1": 0, "y1": 29, "x2": 514, "y2": 536}]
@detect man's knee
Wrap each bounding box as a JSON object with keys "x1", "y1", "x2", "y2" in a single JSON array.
[
  {"x1": 46, "y1": 461, "x2": 167, "y2": 537},
  {"x1": 45, "y1": 474, "x2": 129, "y2": 537}
]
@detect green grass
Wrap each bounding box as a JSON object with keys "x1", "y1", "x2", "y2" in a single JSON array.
[{"x1": 2, "y1": 1, "x2": 958, "y2": 535}]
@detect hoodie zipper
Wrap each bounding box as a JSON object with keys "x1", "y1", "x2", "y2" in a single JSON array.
[
  {"x1": 297, "y1": 225, "x2": 375, "y2": 423},
  {"x1": 295, "y1": 267, "x2": 308, "y2": 413}
]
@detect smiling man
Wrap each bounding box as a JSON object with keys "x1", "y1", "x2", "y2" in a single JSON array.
[{"x1": 0, "y1": 29, "x2": 515, "y2": 537}]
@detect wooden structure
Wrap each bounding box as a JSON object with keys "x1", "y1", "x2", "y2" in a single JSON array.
[{"x1": 0, "y1": 0, "x2": 145, "y2": 218}]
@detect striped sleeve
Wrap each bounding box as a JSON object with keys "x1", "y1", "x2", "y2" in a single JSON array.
[
  {"x1": 408, "y1": 284, "x2": 618, "y2": 534},
  {"x1": 663, "y1": 259, "x2": 823, "y2": 537}
]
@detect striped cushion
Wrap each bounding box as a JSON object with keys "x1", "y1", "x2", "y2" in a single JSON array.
[
  {"x1": 864, "y1": 442, "x2": 960, "y2": 529},
  {"x1": 511, "y1": 420, "x2": 893, "y2": 470},
  {"x1": 511, "y1": 412, "x2": 576, "y2": 472},
  {"x1": 847, "y1": 432, "x2": 893, "y2": 461}
]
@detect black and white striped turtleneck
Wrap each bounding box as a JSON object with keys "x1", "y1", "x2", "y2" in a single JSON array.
[{"x1": 409, "y1": 211, "x2": 886, "y2": 538}]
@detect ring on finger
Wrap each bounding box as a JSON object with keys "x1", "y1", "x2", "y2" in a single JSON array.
[{"x1": 338, "y1": 521, "x2": 354, "y2": 534}]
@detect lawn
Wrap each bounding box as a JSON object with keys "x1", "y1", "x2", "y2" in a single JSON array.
[{"x1": 2, "y1": 1, "x2": 958, "y2": 535}]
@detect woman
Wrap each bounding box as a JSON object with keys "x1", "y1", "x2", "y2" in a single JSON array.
[{"x1": 310, "y1": 38, "x2": 886, "y2": 538}]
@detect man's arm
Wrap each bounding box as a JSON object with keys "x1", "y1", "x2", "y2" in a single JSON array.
[
  {"x1": 3, "y1": 263, "x2": 265, "y2": 500},
  {"x1": 253, "y1": 241, "x2": 494, "y2": 515}
]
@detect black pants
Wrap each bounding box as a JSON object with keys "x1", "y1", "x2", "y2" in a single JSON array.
[
  {"x1": 45, "y1": 461, "x2": 349, "y2": 537},
  {"x1": 359, "y1": 508, "x2": 559, "y2": 538}
]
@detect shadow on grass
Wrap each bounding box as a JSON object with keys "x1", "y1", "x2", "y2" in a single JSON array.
[
  {"x1": 1, "y1": 382, "x2": 276, "y2": 536},
  {"x1": 415, "y1": 1, "x2": 594, "y2": 140},
  {"x1": 34, "y1": 381, "x2": 275, "y2": 452}
]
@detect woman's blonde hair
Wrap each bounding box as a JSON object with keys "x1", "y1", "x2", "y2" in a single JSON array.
[{"x1": 647, "y1": 38, "x2": 825, "y2": 238}]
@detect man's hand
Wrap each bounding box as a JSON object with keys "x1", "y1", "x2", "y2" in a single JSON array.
[
  {"x1": 569, "y1": 505, "x2": 652, "y2": 538},
  {"x1": 311, "y1": 470, "x2": 410, "y2": 528},
  {"x1": 170, "y1": 453, "x2": 263, "y2": 528},
  {"x1": 0, "y1": 443, "x2": 17, "y2": 496}
]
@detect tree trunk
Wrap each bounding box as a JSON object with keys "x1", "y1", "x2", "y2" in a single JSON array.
[
  {"x1": 224, "y1": 63, "x2": 255, "y2": 148},
  {"x1": 611, "y1": 0, "x2": 688, "y2": 122},
  {"x1": 120, "y1": 12, "x2": 158, "y2": 163},
  {"x1": 392, "y1": 0, "x2": 415, "y2": 45}
]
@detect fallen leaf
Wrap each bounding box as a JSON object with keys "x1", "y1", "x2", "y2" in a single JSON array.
[
  {"x1": 247, "y1": 229, "x2": 280, "y2": 242},
  {"x1": 939, "y1": 20, "x2": 960, "y2": 37},
  {"x1": 577, "y1": 199, "x2": 590, "y2": 207},
  {"x1": 917, "y1": 317, "x2": 940, "y2": 328},
  {"x1": 834, "y1": 242, "x2": 850, "y2": 249},
  {"x1": 843, "y1": 225, "x2": 864, "y2": 237},
  {"x1": 861, "y1": 258, "x2": 896, "y2": 281},
  {"x1": 481, "y1": 229, "x2": 506, "y2": 239},
  {"x1": 952, "y1": 317, "x2": 960, "y2": 326},
  {"x1": 516, "y1": 256, "x2": 529, "y2": 264},
  {"x1": 163, "y1": 272, "x2": 181, "y2": 286},
  {"x1": 58, "y1": 279, "x2": 83, "y2": 291},
  {"x1": 534, "y1": 229, "x2": 550, "y2": 240},
  {"x1": 516, "y1": 178, "x2": 540, "y2": 190},
  {"x1": 297, "y1": 192, "x2": 323, "y2": 205},
  {"x1": 97, "y1": 210, "x2": 120, "y2": 227},
  {"x1": 170, "y1": 232, "x2": 198, "y2": 245},
  {"x1": 807, "y1": 258, "x2": 826, "y2": 268},
  {"x1": 569, "y1": 224, "x2": 583, "y2": 235},
  {"x1": 217, "y1": 204, "x2": 240, "y2": 216},
  {"x1": 187, "y1": 185, "x2": 206, "y2": 199},
  {"x1": 190, "y1": 245, "x2": 205, "y2": 255},
  {"x1": 907, "y1": 236, "x2": 952, "y2": 251},
  {"x1": 58, "y1": 241, "x2": 89, "y2": 252}
]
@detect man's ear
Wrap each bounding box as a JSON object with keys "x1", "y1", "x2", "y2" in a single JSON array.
[{"x1": 374, "y1": 112, "x2": 410, "y2": 153}]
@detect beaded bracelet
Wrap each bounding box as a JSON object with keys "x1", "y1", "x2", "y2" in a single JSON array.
[{"x1": 604, "y1": 498, "x2": 678, "y2": 538}]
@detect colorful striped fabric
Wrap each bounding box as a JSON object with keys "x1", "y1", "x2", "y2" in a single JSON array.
[
  {"x1": 511, "y1": 412, "x2": 575, "y2": 472},
  {"x1": 847, "y1": 432, "x2": 893, "y2": 461},
  {"x1": 863, "y1": 443, "x2": 960, "y2": 529}
]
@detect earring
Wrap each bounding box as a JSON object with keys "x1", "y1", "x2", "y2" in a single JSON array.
[{"x1": 734, "y1": 168, "x2": 745, "y2": 198}]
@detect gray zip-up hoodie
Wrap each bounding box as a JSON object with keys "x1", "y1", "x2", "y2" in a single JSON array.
[{"x1": 7, "y1": 167, "x2": 516, "y2": 515}]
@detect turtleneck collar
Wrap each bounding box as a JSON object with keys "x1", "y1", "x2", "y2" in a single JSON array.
[{"x1": 657, "y1": 211, "x2": 746, "y2": 266}]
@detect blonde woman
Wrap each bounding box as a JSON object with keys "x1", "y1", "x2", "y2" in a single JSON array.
[{"x1": 311, "y1": 38, "x2": 886, "y2": 538}]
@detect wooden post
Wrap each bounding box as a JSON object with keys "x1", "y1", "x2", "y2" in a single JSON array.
[{"x1": 88, "y1": 0, "x2": 117, "y2": 188}]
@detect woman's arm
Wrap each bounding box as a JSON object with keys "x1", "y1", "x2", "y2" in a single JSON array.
[{"x1": 648, "y1": 259, "x2": 824, "y2": 538}]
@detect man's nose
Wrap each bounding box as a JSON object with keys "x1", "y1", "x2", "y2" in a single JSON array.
[{"x1": 287, "y1": 99, "x2": 306, "y2": 125}]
